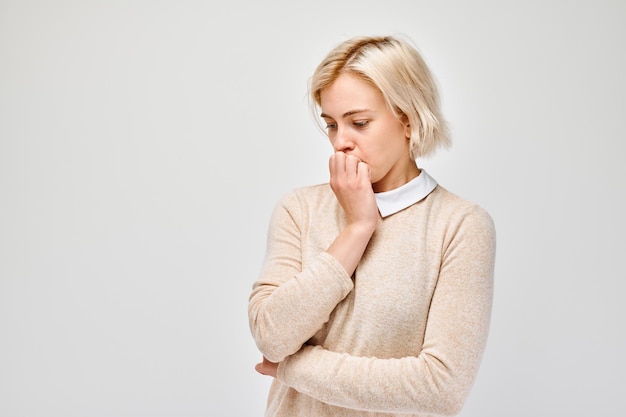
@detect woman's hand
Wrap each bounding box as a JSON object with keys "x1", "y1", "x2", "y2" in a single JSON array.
[
  {"x1": 326, "y1": 152, "x2": 379, "y2": 276},
  {"x1": 255, "y1": 356, "x2": 278, "y2": 378},
  {"x1": 329, "y1": 152, "x2": 379, "y2": 230}
]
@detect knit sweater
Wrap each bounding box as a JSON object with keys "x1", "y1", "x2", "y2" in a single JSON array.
[{"x1": 248, "y1": 182, "x2": 496, "y2": 417}]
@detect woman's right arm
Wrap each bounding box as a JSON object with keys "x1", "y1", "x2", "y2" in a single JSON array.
[
  {"x1": 248, "y1": 192, "x2": 355, "y2": 363},
  {"x1": 248, "y1": 153, "x2": 378, "y2": 363}
]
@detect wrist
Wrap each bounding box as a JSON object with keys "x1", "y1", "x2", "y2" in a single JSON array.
[{"x1": 345, "y1": 219, "x2": 377, "y2": 238}]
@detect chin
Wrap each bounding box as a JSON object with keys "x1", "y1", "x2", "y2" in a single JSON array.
[{"x1": 371, "y1": 172, "x2": 385, "y2": 185}]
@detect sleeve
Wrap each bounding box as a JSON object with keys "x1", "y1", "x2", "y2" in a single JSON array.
[
  {"x1": 248, "y1": 190, "x2": 354, "y2": 363},
  {"x1": 276, "y1": 206, "x2": 496, "y2": 416}
]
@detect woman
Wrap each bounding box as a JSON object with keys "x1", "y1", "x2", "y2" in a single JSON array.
[{"x1": 248, "y1": 35, "x2": 496, "y2": 417}]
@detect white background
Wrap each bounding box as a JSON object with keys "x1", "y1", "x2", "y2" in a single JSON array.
[{"x1": 1, "y1": 0, "x2": 625, "y2": 416}]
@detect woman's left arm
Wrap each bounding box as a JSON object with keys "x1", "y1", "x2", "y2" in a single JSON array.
[{"x1": 275, "y1": 207, "x2": 496, "y2": 416}]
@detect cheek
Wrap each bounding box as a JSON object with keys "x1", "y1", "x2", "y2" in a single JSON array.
[{"x1": 367, "y1": 163, "x2": 386, "y2": 183}]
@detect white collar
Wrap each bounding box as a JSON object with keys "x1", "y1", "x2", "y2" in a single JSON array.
[{"x1": 374, "y1": 170, "x2": 437, "y2": 218}]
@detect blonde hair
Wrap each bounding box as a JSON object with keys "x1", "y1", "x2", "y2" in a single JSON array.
[{"x1": 309, "y1": 35, "x2": 451, "y2": 159}]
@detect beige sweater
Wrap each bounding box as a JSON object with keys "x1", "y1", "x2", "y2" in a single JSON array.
[{"x1": 248, "y1": 182, "x2": 496, "y2": 416}]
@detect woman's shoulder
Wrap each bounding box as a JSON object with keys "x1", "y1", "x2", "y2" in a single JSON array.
[
  {"x1": 427, "y1": 185, "x2": 495, "y2": 230},
  {"x1": 429, "y1": 185, "x2": 484, "y2": 209},
  {"x1": 275, "y1": 182, "x2": 336, "y2": 211}
]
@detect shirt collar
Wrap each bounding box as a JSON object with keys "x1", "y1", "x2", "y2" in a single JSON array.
[{"x1": 374, "y1": 169, "x2": 437, "y2": 218}]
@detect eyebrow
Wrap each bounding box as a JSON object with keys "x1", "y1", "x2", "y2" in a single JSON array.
[{"x1": 320, "y1": 109, "x2": 372, "y2": 119}]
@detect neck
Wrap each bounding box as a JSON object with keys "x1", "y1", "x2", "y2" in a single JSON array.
[{"x1": 372, "y1": 162, "x2": 420, "y2": 193}]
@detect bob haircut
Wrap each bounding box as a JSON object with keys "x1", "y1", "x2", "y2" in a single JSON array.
[{"x1": 310, "y1": 35, "x2": 451, "y2": 159}]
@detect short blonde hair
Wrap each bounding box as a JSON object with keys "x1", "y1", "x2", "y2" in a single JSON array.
[{"x1": 310, "y1": 35, "x2": 451, "y2": 159}]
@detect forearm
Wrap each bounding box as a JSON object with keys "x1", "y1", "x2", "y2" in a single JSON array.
[
  {"x1": 326, "y1": 221, "x2": 376, "y2": 276},
  {"x1": 250, "y1": 222, "x2": 372, "y2": 361},
  {"x1": 249, "y1": 252, "x2": 353, "y2": 362},
  {"x1": 278, "y1": 345, "x2": 474, "y2": 416}
]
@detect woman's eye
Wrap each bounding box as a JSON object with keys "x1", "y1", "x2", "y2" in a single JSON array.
[
  {"x1": 354, "y1": 120, "x2": 369, "y2": 128},
  {"x1": 325, "y1": 123, "x2": 337, "y2": 130}
]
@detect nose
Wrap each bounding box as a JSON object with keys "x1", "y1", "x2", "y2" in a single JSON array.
[{"x1": 332, "y1": 127, "x2": 355, "y2": 153}]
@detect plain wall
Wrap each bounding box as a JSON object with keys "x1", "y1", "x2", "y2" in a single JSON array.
[{"x1": 1, "y1": 0, "x2": 624, "y2": 415}]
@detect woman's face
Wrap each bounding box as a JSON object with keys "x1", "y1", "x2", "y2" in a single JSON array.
[{"x1": 319, "y1": 73, "x2": 416, "y2": 192}]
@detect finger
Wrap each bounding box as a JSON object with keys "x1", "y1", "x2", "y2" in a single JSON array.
[
  {"x1": 255, "y1": 360, "x2": 269, "y2": 375},
  {"x1": 357, "y1": 161, "x2": 371, "y2": 182},
  {"x1": 328, "y1": 152, "x2": 338, "y2": 176},
  {"x1": 345, "y1": 154, "x2": 359, "y2": 176},
  {"x1": 329, "y1": 151, "x2": 346, "y2": 177},
  {"x1": 335, "y1": 151, "x2": 346, "y2": 173},
  {"x1": 255, "y1": 362, "x2": 265, "y2": 374},
  {"x1": 255, "y1": 359, "x2": 277, "y2": 377}
]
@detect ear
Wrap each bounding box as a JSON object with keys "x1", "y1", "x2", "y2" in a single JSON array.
[{"x1": 400, "y1": 113, "x2": 411, "y2": 139}]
